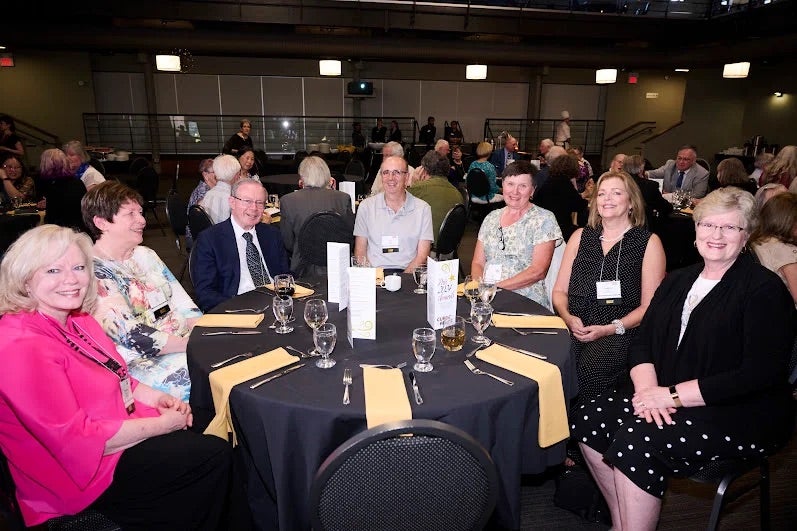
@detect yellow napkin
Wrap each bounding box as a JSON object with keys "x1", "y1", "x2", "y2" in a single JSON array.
[
  {"x1": 457, "y1": 281, "x2": 478, "y2": 297},
  {"x1": 204, "y1": 348, "x2": 299, "y2": 445},
  {"x1": 476, "y1": 345, "x2": 569, "y2": 448},
  {"x1": 491, "y1": 314, "x2": 567, "y2": 329},
  {"x1": 269, "y1": 215, "x2": 281, "y2": 224},
  {"x1": 375, "y1": 267, "x2": 384, "y2": 286},
  {"x1": 194, "y1": 313, "x2": 264, "y2": 328},
  {"x1": 264, "y1": 283, "x2": 314, "y2": 298},
  {"x1": 363, "y1": 367, "x2": 413, "y2": 428},
  {"x1": 679, "y1": 207, "x2": 694, "y2": 215}
]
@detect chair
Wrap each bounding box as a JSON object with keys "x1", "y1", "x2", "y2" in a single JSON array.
[
  {"x1": 1, "y1": 449, "x2": 120, "y2": 531},
  {"x1": 466, "y1": 168, "x2": 502, "y2": 223},
  {"x1": 433, "y1": 203, "x2": 468, "y2": 275},
  {"x1": 134, "y1": 166, "x2": 166, "y2": 235},
  {"x1": 696, "y1": 158, "x2": 711, "y2": 173},
  {"x1": 296, "y1": 211, "x2": 354, "y2": 277},
  {"x1": 544, "y1": 238, "x2": 566, "y2": 313},
  {"x1": 343, "y1": 158, "x2": 367, "y2": 196},
  {"x1": 308, "y1": 419, "x2": 499, "y2": 531},
  {"x1": 127, "y1": 157, "x2": 150, "y2": 179},
  {"x1": 187, "y1": 205, "x2": 213, "y2": 243},
  {"x1": 165, "y1": 190, "x2": 190, "y2": 280},
  {"x1": 88, "y1": 158, "x2": 106, "y2": 177}
]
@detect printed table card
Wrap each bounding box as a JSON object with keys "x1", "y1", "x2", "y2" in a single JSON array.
[
  {"x1": 346, "y1": 266, "x2": 377, "y2": 347},
  {"x1": 426, "y1": 257, "x2": 459, "y2": 330},
  {"x1": 326, "y1": 242, "x2": 350, "y2": 308},
  {"x1": 339, "y1": 181, "x2": 356, "y2": 213}
]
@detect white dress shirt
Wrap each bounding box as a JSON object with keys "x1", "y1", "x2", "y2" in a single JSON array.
[{"x1": 230, "y1": 216, "x2": 273, "y2": 294}]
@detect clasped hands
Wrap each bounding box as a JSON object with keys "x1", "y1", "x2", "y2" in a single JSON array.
[
  {"x1": 632, "y1": 386, "x2": 677, "y2": 427},
  {"x1": 157, "y1": 394, "x2": 193, "y2": 431},
  {"x1": 565, "y1": 315, "x2": 614, "y2": 342}
]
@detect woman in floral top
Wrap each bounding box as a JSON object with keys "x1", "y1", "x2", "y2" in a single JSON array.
[{"x1": 82, "y1": 181, "x2": 202, "y2": 401}]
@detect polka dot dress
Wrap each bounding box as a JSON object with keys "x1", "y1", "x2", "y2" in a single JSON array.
[{"x1": 571, "y1": 388, "x2": 780, "y2": 498}]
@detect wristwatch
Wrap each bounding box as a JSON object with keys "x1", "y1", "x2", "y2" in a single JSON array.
[
  {"x1": 669, "y1": 385, "x2": 683, "y2": 408},
  {"x1": 611, "y1": 319, "x2": 625, "y2": 335}
]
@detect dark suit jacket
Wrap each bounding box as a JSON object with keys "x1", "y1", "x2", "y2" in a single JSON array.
[
  {"x1": 191, "y1": 219, "x2": 290, "y2": 312},
  {"x1": 488, "y1": 148, "x2": 518, "y2": 176},
  {"x1": 648, "y1": 160, "x2": 710, "y2": 198},
  {"x1": 279, "y1": 187, "x2": 355, "y2": 272},
  {"x1": 632, "y1": 174, "x2": 673, "y2": 232}
]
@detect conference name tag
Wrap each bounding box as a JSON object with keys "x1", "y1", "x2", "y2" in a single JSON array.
[
  {"x1": 146, "y1": 289, "x2": 170, "y2": 320},
  {"x1": 596, "y1": 280, "x2": 622, "y2": 305},
  {"x1": 381, "y1": 235, "x2": 400, "y2": 254}
]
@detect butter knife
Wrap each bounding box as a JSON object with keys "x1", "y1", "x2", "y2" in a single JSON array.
[
  {"x1": 495, "y1": 342, "x2": 548, "y2": 360},
  {"x1": 495, "y1": 311, "x2": 541, "y2": 317},
  {"x1": 201, "y1": 330, "x2": 263, "y2": 336},
  {"x1": 249, "y1": 363, "x2": 306, "y2": 389},
  {"x1": 408, "y1": 371, "x2": 423, "y2": 405}
]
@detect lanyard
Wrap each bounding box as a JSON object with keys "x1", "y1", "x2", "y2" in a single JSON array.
[{"x1": 598, "y1": 231, "x2": 625, "y2": 282}]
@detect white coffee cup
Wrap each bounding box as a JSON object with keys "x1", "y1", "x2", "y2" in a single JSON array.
[{"x1": 383, "y1": 274, "x2": 402, "y2": 292}]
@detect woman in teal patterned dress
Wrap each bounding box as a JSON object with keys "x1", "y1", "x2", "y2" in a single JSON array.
[{"x1": 82, "y1": 181, "x2": 202, "y2": 401}]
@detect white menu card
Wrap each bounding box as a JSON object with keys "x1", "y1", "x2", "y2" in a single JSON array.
[
  {"x1": 426, "y1": 257, "x2": 459, "y2": 329},
  {"x1": 327, "y1": 242, "x2": 350, "y2": 308},
  {"x1": 339, "y1": 181, "x2": 356, "y2": 213},
  {"x1": 346, "y1": 266, "x2": 377, "y2": 347}
]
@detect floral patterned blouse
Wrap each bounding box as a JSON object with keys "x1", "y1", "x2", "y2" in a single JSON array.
[
  {"x1": 92, "y1": 246, "x2": 202, "y2": 400},
  {"x1": 477, "y1": 205, "x2": 562, "y2": 308}
]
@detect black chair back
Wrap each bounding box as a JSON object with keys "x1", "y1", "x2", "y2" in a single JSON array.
[
  {"x1": 135, "y1": 167, "x2": 160, "y2": 203},
  {"x1": 188, "y1": 204, "x2": 214, "y2": 241},
  {"x1": 309, "y1": 419, "x2": 498, "y2": 531},
  {"x1": 466, "y1": 168, "x2": 490, "y2": 198},
  {"x1": 343, "y1": 159, "x2": 365, "y2": 181},
  {"x1": 297, "y1": 211, "x2": 354, "y2": 272},
  {"x1": 436, "y1": 203, "x2": 467, "y2": 256},
  {"x1": 127, "y1": 157, "x2": 150, "y2": 178},
  {"x1": 165, "y1": 191, "x2": 189, "y2": 252},
  {"x1": 88, "y1": 158, "x2": 106, "y2": 177}
]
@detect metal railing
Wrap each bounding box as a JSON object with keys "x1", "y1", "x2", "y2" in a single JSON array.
[
  {"x1": 483, "y1": 118, "x2": 606, "y2": 155},
  {"x1": 82, "y1": 114, "x2": 417, "y2": 157}
]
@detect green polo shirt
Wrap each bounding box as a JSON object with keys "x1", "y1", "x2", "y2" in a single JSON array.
[{"x1": 408, "y1": 176, "x2": 465, "y2": 244}]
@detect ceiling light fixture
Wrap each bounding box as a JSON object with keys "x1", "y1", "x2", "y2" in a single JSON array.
[
  {"x1": 722, "y1": 62, "x2": 750, "y2": 79},
  {"x1": 675, "y1": 68, "x2": 690, "y2": 72},
  {"x1": 466, "y1": 64, "x2": 487, "y2": 80},
  {"x1": 319, "y1": 60, "x2": 342, "y2": 76},
  {"x1": 774, "y1": 91, "x2": 783, "y2": 97},
  {"x1": 155, "y1": 54, "x2": 181, "y2": 72},
  {"x1": 595, "y1": 69, "x2": 617, "y2": 84}
]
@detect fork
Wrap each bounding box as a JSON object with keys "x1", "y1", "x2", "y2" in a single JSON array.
[
  {"x1": 210, "y1": 351, "x2": 254, "y2": 368},
  {"x1": 512, "y1": 327, "x2": 558, "y2": 336},
  {"x1": 463, "y1": 359, "x2": 514, "y2": 386},
  {"x1": 342, "y1": 369, "x2": 352, "y2": 405},
  {"x1": 359, "y1": 362, "x2": 408, "y2": 369},
  {"x1": 225, "y1": 304, "x2": 269, "y2": 313},
  {"x1": 284, "y1": 345, "x2": 313, "y2": 358}
]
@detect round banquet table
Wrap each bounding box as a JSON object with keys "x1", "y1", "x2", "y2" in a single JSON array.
[
  {"x1": 657, "y1": 210, "x2": 700, "y2": 272},
  {"x1": 187, "y1": 277, "x2": 576, "y2": 531},
  {"x1": 259, "y1": 173, "x2": 300, "y2": 197}
]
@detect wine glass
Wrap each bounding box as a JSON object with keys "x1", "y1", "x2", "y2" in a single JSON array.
[
  {"x1": 304, "y1": 299, "x2": 328, "y2": 356},
  {"x1": 463, "y1": 275, "x2": 480, "y2": 306},
  {"x1": 314, "y1": 323, "x2": 337, "y2": 369},
  {"x1": 412, "y1": 327, "x2": 437, "y2": 372},
  {"x1": 274, "y1": 273, "x2": 295, "y2": 297},
  {"x1": 478, "y1": 278, "x2": 497, "y2": 304},
  {"x1": 413, "y1": 265, "x2": 428, "y2": 294},
  {"x1": 470, "y1": 301, "x2": 493, "y2": 345},
  {"x1": 441, "y1": 316, "x2": 466, "y2": 352},
  {"x1": 272, "y1": 295, "x2": 294, "y2": 334}
]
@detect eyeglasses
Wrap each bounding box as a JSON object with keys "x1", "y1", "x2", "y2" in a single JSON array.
[
  {"x1": 2, "y1": 164, "x2": 21, "y2": 170},
  {"x1": 232, "y1": 195, "x2": 266, "y2": 208},
  {"x1": 498, "y1": 226, "x2": 506, "y2": 250},
  {"x1": 380, "y1": 169, "x2": 409, "y2": 178},
  {"x1": 696, "y1": 221, "x2": 745, "y2": 235}
]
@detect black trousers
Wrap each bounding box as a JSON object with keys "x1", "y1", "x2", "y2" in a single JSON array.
[{"x1": 89, "y1": 430, "x2": 251, "y2": 531}]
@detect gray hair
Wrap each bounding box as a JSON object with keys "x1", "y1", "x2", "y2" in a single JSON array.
[
  {"x1": 545, "y1": 146, "x2": 567, "y2": 164},
  {"x1": 230, "y1": 178, "x2": 265, "y2": 198},
  {"x1": 693, "y1": 186, "x2": 756, "y2": 233},
  {"x1": 298, "y1": 155, "x2": 331, "y2": 188},
  {"x1": 434, "y1": 139, "x2": 449, "y2": 152},
  {"x1": 62, "y1": 140, "x2": 91, "y2": 164},
  {"x1": 383, "y1": 141, "x2": 404, "y2": 158},
  {"x1": 540, "y1": 138, "x2": 554, "y2": 150},
  {"x1": 212, "y1": 154, "x2": 240, "y2": 183},
  {"x1": 753, "y1": 183, "x2": 787, "y2": 213},
  {"x1": 420, "y1": 150, "x2": 450, "y2": 178}
]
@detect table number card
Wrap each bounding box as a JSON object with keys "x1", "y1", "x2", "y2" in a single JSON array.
[
  {"x1": 339, "y1": 181, "x2": 356, "y2": 213},
  {"x1": 426, "y1": 257, "x2": 459, "y2": 329},
  {"x1": 326, "y1": 242, "x2": 350, "y2": 308},
  {"x1": 346, "y1": 266, "x2": 377, "y2": 347}
]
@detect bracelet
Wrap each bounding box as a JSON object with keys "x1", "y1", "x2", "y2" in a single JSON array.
[
  {"x1": 669, "y1": 385, "x2": 683, "y2": 408},
  {"x1": 611, "y1": 319, "x2": 625, "y2": 335}
]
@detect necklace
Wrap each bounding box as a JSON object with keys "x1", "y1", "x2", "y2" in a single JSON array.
[{"x1": 599, "y1": 225, "x2": 632, "y2": 242}]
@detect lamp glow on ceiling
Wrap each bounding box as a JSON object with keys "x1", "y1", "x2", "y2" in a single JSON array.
[
  {"x1": 723, "y1": 62, "x2": 750, "y2": 79},
  {"x1": 155, "y1": 54, "x2": 181, "y2": 72},
  {"x1": 595, "y1": 68, "x2": 617, "y2": 84},
  {"x1": 466, "y1": 64, "x2": 487, "y2": 80},
  {"x1": 319, "y1": 60, "x2": 342, "y2": 76}
]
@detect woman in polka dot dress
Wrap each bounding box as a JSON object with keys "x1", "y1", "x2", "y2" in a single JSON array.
[{"x1": 572, "y1": 188, "x2": 795, "y2": 530}]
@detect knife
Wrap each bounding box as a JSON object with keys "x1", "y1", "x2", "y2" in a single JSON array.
[
  {"x1": 495, "y1": 311, "x2": 541, "y2": 317},
  {"x1": 408, "y1": 371, "x2": 423, "y2": 405},
  {"x1": 201, "y1": 330, "x2": 263, "y2": 336},
  {"x1": 249, "y1": 363, "x2": 306, "y2": 389},
  {"x1": 495, "y1": 342, "x2": 548, "y2": 360}
]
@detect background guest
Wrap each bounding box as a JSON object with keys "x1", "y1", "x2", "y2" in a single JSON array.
[
  {"x1": 0, "y1": 155, "x2": 36, "y2": 204},
  {"x1": 201, "y1": 154, "x2": 239, "y2": 224},
  {"x1": 449, "y1": 145, "x2": 468, "y2": 186},
  {"x1": 750, "y1": 152, "x2": 774, "y2": 184},
  {"x1": 754, "y1": 182, "x2": 788, "y2": 213},
  {"x1": 647, "y1": 144, "x2": 710, "y2": 198},
  {"x1": 63, "y1": 139, "x2": 106, "y2": 191},
  {"x1": 468, "y1": 141, "x2": 503, "y2": 205},
  {"x1": 186, "y1": 158, "x2": 216, "y2": 245},
  {"x1": 568, "y1": 146, "x2": 593, "y2": 193},
  {"x1": 418, "y1": 116, "x2": 436, "y2": 148},
  {"x1": 750, "y1": 192, "x2": 797, "y2": 306},
  {"x1": 222, "y1": 118, "x2": 253, "y2": 155},
  {"x1": 82, "y1": 181, "x2": 202, "y2": 402},
  {"x1": 388, "y1": 120, "x2": 402, "y2": 143},
  {"x1": 0, "y1": 114, "x2": 24, "y2": 162},
  {"x1": 555, "y1": 110, "x2": 571, "y2": 148},
  {"x1": 760, "y1": 144, "x2": 797, "y2": 189},
  {"x1": 623, "y1": 154, "x2": 672, "y2": 231},
  {"x1": 532, "y1": 154, "x2": 587, "y2": 242},
  {"x1": 371, "y1": 118, "x2": 387, "y2": 143},
  {"x1": 37, "y1": 148, "x2": 87, "y2": 232},
  {"x1": 237, "y1": 147, "x2": 260, "y2": 181},
  {"x1": 490, "y1": 133, "x2": 519, "y2": 175},
  {"x1": 714, "y1": 156, "x2": 757, "y2": 196},
  {"x1": 407, "y1": 150, "x2": 464, "y2": 246},
  {"x1": 351, "y1": 122, "x2": 365, "y2": 149},
  {"x1": 447, "y1": 120, "x2": 464, "y2": 146}
]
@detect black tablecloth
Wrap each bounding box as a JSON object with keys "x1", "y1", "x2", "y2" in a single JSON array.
[
  {"x1": 187, "y1": 279, "x2": 575, "y2": 530},
  {"x1": 260, "y1": 174, "x2": 300, "y2": 197},
  {"x1": 656, "y1": 211, "x2": 700, "y2": 271},
  {"x1": 0, "y1": 212, "x2": 42, "y2": 255}
]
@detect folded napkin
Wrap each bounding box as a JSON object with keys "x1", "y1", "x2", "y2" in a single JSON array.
[
  {"x1": 491, "y1": 314, "x2": 567, "y2": 329},
  {"x1": 194, "y1": 313, "x2": 264, "y2": 328},
  {"x1": 264, "y1": 283, "x2": 314, "y2": 298},
  {"x1": 269, "y1": 215, "x2": 281, "y2": 224},
  {"x1": 476, "y1": 345, "x2": 569, "y2": 448},
  {"x1": 204, "y1": 348, "x2": 299, "y2": 445},
  {"x1": 456, "y1": 280, "x2": 479, "y2": 297},
  {"x1": 679, "y1": 207, "x2": 694, "y2": 215},
  {"x1": 363, "y1": 367, "x2": 413, "y2": 429}
]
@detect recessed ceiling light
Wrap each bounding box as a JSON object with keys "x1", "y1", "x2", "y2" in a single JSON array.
[
  {"x1": 774, "y1": 92, "x2": 783, "y2": 97},
  {"x1": 674, "y1": 68, "x2": 690, "y2": 72}
]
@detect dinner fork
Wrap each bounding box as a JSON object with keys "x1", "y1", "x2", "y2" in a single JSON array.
[
  {"x1": 225, "y1": 304, "x2": 269, "y2": 313},
  {"x1": 342, "y1": 368, "x2": 352, "y2": 405},
  {"x1": 463, "y1": 359, "x2": 514, "y2": 386},
  {"x1": 210, "y1": 351, "x2": 254, "y2": 368},
  {"x1": 358, "y1": 362, "x2": 408, "y2": 369},
  {"x1": 284, "y1": 345, "x2": 313, "y2": 358}
]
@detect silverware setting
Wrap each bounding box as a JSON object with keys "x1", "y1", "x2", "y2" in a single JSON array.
[
  {"x1": 466, "y1": 343, "x2": 489, "y2": 358},
  {"x1": 249, "y1": 363, "x2": 306, "y2": 389},
  {"x1": 464, "y1": 359, "x2": 514, "y2": 386},
  {"x1": 409, "y1": 371, "x2": 423, "y2": 405},
  {"x1": 495, "y1": 311, "x2": 541, "y2": 317},
  {"x1": 359, "y1": 362, "x2": 408, "y2": 369},
  {"x1": 342, "y1": 368, "x2": 352, "y2": 405},
  {"x1": 284, "y1": 345, "x2": 314, "y2": 358},
  {"x1": 201, "y1": 330, "x2": 263, "y2": 336},
  {"x1": 494, "y1": 342, "x2": 548, "y2": 360},
  {"x1": 225, "y1": 305, "x2": 269, "y2": 313},
  {"x1": 511, "y1": 327, "x2": 558, "y2": 336},
  {"x1": 210, "y1": 351, "x2": 254, "y2": 368}
]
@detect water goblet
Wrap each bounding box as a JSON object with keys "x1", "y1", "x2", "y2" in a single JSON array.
[
  {"x1": 478, "y1": 278, "x2": 497, "y2": 304},
  {"x1": 314, "y1": 323, "x2": 337, "y2": 369},
  {"x1": 412, "y1": 327, "x2": 437, "y2": 372},
  {"x1": 462, "y1": 275, "x2": 480, "y2": 306},
  {"x1": 304, "y1": 299, "x2": 328, "y2": 356},
  {"x1": 272, "y1": 295, "x2": 294, "y2": 334},
  {"x1": 441, "y1": 316, "x2": 466, "y2": 352},
  {"x1": 413, "y1": 265, "x2": 428, "y2": 294},
  {"x1": 268, "y1": 193, "x2": 280, "y2": 209},
  {"x1": 274, "y1": 273, "x2": 295, "y2": 297},
  {"x1": 470, "y1": 301, "x2": 493, "y2": 345}
]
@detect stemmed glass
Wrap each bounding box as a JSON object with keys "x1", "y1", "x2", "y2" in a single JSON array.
[
  {"x1": 470, "y1": 301, "x2": 493, "y2": 345},
  {"x1": 463, "y1": 275, "x2": 480, "y2": 306},
  {"x1": 272, "y1": 295, "x2": 294, "y2": 334},
  {"x1": 413, "y1": 265, "x2": 428, "y2": 294},
  {"x1": 412, "y1": 327, "x2": 437, "y2": 372},
  {"x1": 478, "y1": 278, "x2": 497, "y2": 304},
  {"x1": 314, "y1": 323, "x2": 337, "y2": 369},
  {"x1": 274, "y1": 274, "x2": 295, "y2": 297},
  {"x1": 303, "y1": 299, "x2": 329, "y2": 356}
]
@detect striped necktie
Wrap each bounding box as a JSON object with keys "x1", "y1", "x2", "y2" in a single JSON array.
[{"x1": 676, "y1": 170, "x2": 685, "y2": 189}]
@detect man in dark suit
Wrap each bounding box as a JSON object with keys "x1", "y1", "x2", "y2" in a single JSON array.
[
  {"x1": 418, "y1": 116, "x2": 436, "y2": 148},
  {"x1": 280, "y1": 156, "x2": 354, "y2": 275},
  {"x1": 489, "y1": 133, "x2": 519, "y2": 176},
  {"x1": 646, "y1": 144, "x2": 710, "y2": 198},
  {"x1": 191, "y1": 179, "x2": 290, "y2": 312},
  {"x1": 623, "y1": 154, "x2": 673, "y2": 233},
  {"x1": 370, "y1": 118, "x2": 387, "y2": 143}
]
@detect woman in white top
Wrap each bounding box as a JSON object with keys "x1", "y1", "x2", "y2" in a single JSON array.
[{"x1": 63, "y1": 140, "x2": 106, "y2": 191}]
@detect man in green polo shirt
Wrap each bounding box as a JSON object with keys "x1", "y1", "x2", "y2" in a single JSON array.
[{"x1": 407, "y1": 150, "x2": 465, "y2": 244}]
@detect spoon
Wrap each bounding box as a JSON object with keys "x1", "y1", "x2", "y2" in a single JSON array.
[
  {"x1": 225, "y1": 304, "x2": 270, "y2": 313},
  {"x1": 284, "y1": 345, "x2": 314, "y2": 359}
]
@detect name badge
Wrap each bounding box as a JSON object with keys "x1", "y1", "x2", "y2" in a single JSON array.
[
  {"x1": 146, "y1": 289, "x2": 170, "y2": 320},
  {"x1": 120, "y1": 376, "x2": 135, "y2": 414},
  {"x1": 381, "y1": 235, "x2": 400, "y2": 254},
  {"x1": 596, "y1": 280, "x2": 622, "y2": 305},
  {"x1": 484, "y1": 263, "x2": 503, "y2": 283}
]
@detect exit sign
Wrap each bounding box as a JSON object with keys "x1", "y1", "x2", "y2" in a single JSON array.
[{"x1": 0, "y1": 54, "x2": 14, "y2": 67}]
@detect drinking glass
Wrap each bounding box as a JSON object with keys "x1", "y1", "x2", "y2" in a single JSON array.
[
  {"x1": 462, "y1": 275, "x2": 480, "y2": 306},
  {"x1": 413, "y1": 265, "x2": 428, "y2": 294},
  {"x1": 412, "y1": 327, "x2": 437, "y2": 372},
  {"x1": 470, "y1": 301, "x2": 493, "y2": 345},
  {"x1": 268, "y1": 194, "x2": 280, "y2": 209},
  {"x1": 441, "y1": 316, "x2": 466, "y2": 352},
  {"x1": 274, "y1": 273, "x2": 295, "y2": 297},
  {"x1": 314, "y1": 323, "x2": 337, "y2": 369},
  {"x1": 304, "y1": 299, "x2": 329, "y2": 356},
  {"x1": 478, "y1": 278, "x2": 497, "y2": 304},
  {"x1": 272, "y1": 295, "x2": 294, "y2": 334},
  {"x1": 351, "y1": 256, "x2": 370, "y2": 267}
]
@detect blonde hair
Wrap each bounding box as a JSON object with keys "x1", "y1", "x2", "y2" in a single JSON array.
[
  {"x1": 476, "y1": 141, "x2": 492, "y2": 159},
  {"x1": 762, "y1": 145, "x2": 797, "y2": 185},
  {"x1": 587, "y1": 171, "x2": 646, "y2": 229},
  {"x1": 298, "y1": 156, "x2": 331, "y2": 188},
  {"x1": 693, "y1": 186, "x2": 756, "y2": 233},
  {"x1": 0, "y1": 225, "x2": 97, "y2": 315}
]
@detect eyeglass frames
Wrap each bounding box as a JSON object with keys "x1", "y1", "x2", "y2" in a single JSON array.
[{"x1": 498, "y1": 226, "x2": 506, "y2": 250}]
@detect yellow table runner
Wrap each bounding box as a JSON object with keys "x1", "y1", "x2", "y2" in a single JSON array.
[
  {"x1": 363, "y1": 367, "x2": 413, "y2": 428},
  {"x1": 264, "y1": 283, "x2": 315, "y2": 298},
  {"x1": 204, "y1": 348, "x2": 299, "y2": 445},
  {"x1": 491, "y1": 314, "x2": 567, "y2": 329},
  {"x1": 194, "y1": 313, "x2": 265, "y2": 328},
  {"x1": 476, "y1": 345, "x2": 569, "y2": 448}
]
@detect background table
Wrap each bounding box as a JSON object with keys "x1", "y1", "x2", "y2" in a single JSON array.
[
  {"x1": 657, "y1": 211, "x2": 700, "y2": 272},
  {"x1": 259, "y1": 174, "x2": 300, "y2": 197},
  {"x1": 188, "y1": 278, "x2": 575, "y2": 530}
]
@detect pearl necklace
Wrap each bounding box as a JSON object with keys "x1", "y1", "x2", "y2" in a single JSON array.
[{"x1": 599, "y1": 225, "x2": 632, "y2": 242}]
